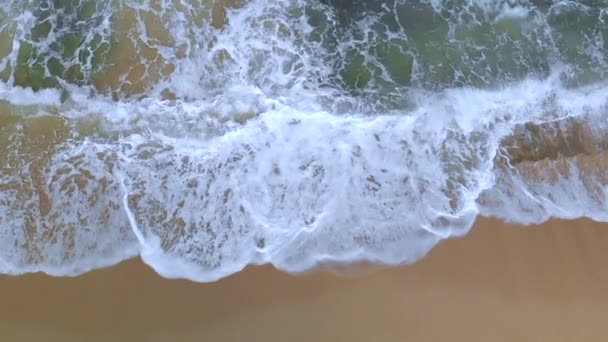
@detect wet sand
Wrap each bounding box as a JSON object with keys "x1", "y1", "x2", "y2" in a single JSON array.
[{"x1": 1, "y1": 217, "x2": 608, "y2": 341}]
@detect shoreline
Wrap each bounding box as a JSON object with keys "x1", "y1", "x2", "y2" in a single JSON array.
[{"x1": 2, "y1": 217, "x2": 608, "y2": 341}]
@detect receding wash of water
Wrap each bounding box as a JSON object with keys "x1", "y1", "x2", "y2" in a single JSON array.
[{"x1": 0, "y1": 0, "x2": 607, "y2": 282}]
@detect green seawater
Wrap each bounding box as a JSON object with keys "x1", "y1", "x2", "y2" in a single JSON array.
[{"x1": 1, "y1": 0, "x2": 606, "y2": 106}]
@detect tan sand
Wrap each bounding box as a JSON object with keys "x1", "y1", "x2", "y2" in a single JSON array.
[{"x1": 1, "y1": 217, "x2": 608, "y2": 342}]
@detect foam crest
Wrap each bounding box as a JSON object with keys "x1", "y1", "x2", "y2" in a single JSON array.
[
  {"x1": 0, "y1": 82, "x2": 62, "y2": 106},
  {"x1": 112, "y1": 101, "x2": 493, "y2": 280}
]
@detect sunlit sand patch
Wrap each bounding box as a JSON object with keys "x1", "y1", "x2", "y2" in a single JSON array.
[
  {"x1": 502, "y1": 119, "x2": 608, "y2": 166},
  {"x1": 515, "y1": 151, "x2": 608, "y2": 190},
  {"x1": 485, "y1": 116, "x2": 608, "y2": 212}
]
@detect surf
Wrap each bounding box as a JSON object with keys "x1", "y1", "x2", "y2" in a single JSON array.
[{"x1": 0, "y1": 0, "x2": 607, "y2": 281}]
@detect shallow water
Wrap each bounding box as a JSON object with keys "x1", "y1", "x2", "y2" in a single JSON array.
[{"x1": 1, "y1": 0, "x2": 607, "y2": 281}]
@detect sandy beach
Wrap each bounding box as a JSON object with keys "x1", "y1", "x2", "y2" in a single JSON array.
[
  {"x1": 3, "y1": 1, "x2": 608, "y2": 341},
  {"x1": 1, "y1": 217, "x2": 608, "y2": 341}
]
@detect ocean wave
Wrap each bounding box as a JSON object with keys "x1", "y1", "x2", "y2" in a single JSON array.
[{"x1": 1, "y1": 0, "x2": 607, "y2": 281}]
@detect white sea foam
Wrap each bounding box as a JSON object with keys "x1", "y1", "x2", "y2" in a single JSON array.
[
  {"x1": 0, "y1": 83, "x2": 62, "y2": 107},
  {"x1": 1, "y1": 0, "x2": 608, "y2": 281}
]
